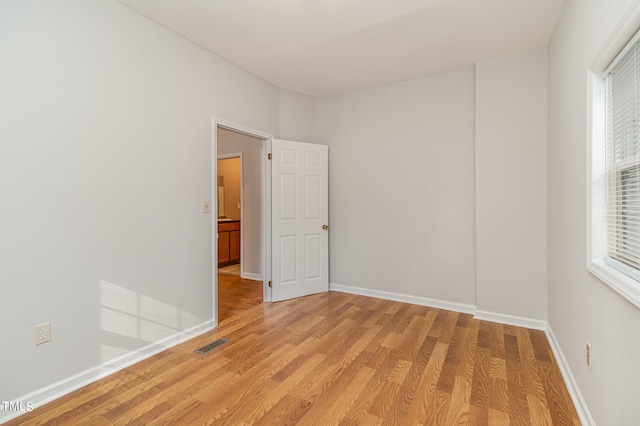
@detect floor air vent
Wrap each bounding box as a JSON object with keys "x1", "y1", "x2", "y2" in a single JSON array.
[{"x1": 194, "y1": 338, "x2": 229, "y2": 355}]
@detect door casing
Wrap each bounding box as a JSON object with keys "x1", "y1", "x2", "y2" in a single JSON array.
[{"x1": 212, "y1": 118, "x2": 273, "y2": 325}]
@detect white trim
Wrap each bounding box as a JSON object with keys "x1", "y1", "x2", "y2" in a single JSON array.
[
  {"x1": 473, "y1": 310, "x2": 546, "y2": 330},
  {"x1": 586, "y1": 70, "x2": 597, "y2": 274},
  {"x1": 545, "y1": 325, "x2": 596, "y2": 426},
  {"x1": 263, "y1": 138, "x2": 272, "y2": 302},
  {"x1": 591, "y1": 0, "x2": 640, "y2": 73},
  {"x1": 211, "y1": 120, "x2": 220, "y2": 326},
  {"x1": 329, "y1": 283, "x2": 477, "y2": 315},
  {"x1": 588, "y1": 260, "x2": 640, "y2": 309},
  {"x1": 215, "y1": 118, "x2": 274, "y2": 141},
  {"x1": 242, "y1": 272, "x2": 262, "y2": 281},
  {"x1": 330, "y1": 283, "x2": 549, "y2": 329},
  {"x1": 587, "y1": 4, "x2": 640, "y2": 310},
  {"x1": 0, "y1": 320, "x2": 215, "y2": 425}
]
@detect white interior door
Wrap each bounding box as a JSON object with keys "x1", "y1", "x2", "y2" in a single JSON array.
[{"x1": 271, "y1": 139, "x2": 329, "y2": 302}]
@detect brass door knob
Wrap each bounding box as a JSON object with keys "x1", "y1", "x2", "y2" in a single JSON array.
[{"x1": 322, "y1": 225, "x2": 329, "y2": 230}]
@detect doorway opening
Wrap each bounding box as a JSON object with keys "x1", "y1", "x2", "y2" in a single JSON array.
[
  {"x1": 213, "y1": 120, "x2": 272, "y2": 324},
  {"x1": 212, "y1": 118, "x2": 329, "y2": 323}
]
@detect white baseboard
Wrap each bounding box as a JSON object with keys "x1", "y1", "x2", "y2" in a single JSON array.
[
  {"x1": 241, "y1": 272, "x2": 262, "y2": 281},
  {"x1": 0, "y1": 319, "x2": 216, "y2": 425},
  {"x1": 329, "y1": 283, "x2": 477, "y2": 314},
  {"x1": 474, "y1": 310, "x2": 547, "y2": 330},
  {"x1": 545, "y1": 325, "x2": 595, "y2": 426}
]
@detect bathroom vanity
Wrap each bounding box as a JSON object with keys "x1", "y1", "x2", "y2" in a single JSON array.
[{"x1": 218, "y1": 220, "x2": 240, "y2": 266}]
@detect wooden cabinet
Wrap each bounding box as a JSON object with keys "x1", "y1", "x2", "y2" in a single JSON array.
[{"x1": 218, "y1": 220, "x2": 240, "y2": 266}]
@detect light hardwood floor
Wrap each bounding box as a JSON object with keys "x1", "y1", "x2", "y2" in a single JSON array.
[
  {"x1": 218, "y1": 272, "x2": 263, "y2": 322},
  {"x1": 8, "y1": 292, "x2": 580, "y2": 425}
]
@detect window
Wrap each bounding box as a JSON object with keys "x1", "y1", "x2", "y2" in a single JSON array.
[
  {"x1": 604, "y1": 42, "x2": 640, "y2": 281},
  {"x1": 589, "y1": 23, "x2": 640, "y2": 308}
]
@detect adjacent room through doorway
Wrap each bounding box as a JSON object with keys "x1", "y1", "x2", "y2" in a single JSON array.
[{"x1": 216, "y1": 127, "x2": 265, "y2": 322}]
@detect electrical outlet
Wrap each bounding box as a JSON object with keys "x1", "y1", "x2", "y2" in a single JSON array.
[
  {"x1": 35, "y1": 322, "x2": 51, "y2": 345},
  {"x1": 586, "y1": 342, "x2": 592, "y2": 369},
  {"x1": 202, "y1": 201, "x2": 211, "y2": 213}
]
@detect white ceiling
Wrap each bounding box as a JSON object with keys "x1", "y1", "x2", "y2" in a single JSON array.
[{"x1": 117, "y1": 0, "x2": 564, "y2": 97}]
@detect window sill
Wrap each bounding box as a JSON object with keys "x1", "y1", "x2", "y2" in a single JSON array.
[{"x1": 589, "y1": 259, "x2": 640, "y2": 309}]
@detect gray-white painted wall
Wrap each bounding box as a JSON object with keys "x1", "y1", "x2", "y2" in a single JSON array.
[
  {"x1": 475, "y1": 49, "x2": 548, "y2": 322},
  {"x1": 317, "y1": 69, "x2": 477, "y2": 307},
  {"x1": 317, "y1": 56, "x2": 549, "y2": 324},
  {"x1": 278, "y1": 89, "x2": 318, "y2": 144},
  {"x1": 548, "y1": 0, "x2": 640, "y2": 423},
  {"x1": 0, "y1": 0, "x2": 279, "y2": 407}
]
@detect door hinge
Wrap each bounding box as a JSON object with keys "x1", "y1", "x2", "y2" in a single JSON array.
[
  {"x1": 268, "y1": 153, "x2": 272, "y2": 160},
  {"x1": 268, "y1": 280, "x2": 272, "y2": 288}
]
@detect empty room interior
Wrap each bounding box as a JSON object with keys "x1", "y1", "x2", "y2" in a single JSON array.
[{"x1": 2, "y1": 0, "x2": 640, "y2": 424}]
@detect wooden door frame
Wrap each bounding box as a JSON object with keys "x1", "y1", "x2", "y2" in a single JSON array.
[{"x1": 212, "y1": 118, "x2": 273, "y2": 326}]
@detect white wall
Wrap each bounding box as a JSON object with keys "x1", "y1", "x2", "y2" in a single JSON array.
[
  {"x1": 278, "y1": 89, "x2": 318, "y2": 143},
  {"x1": 0, "y1": 0, "x2": 279, "y2": 412},
  {"x1": 475, "y1": 49, "x2": 548, "y2": 322},
  {"x1": 317, "y1": 69, "x2": 477, "y2": 307},
  {"x1": 548, "y1": 0, "x2": 640, "y2": 423},
  {"x1": 217, "y1": 128, "x2": 263, "y2": 277}
]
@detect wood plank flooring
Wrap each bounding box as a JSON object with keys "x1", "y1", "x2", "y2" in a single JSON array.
[
  {"x1": 8, "y1": 292, "x2": 580, "y2": 425},
  {"x1": 218, "y1": 273, "x2": 263, "y2": 322}
]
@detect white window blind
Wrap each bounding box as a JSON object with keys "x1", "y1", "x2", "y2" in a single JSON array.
[{"x1": 605, "y1": 40, "x2": 640, "y2": 280}]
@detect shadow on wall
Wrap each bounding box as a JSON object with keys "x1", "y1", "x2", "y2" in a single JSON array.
[{"x1": 98, "y1": 280, "x2": 199, "y2": 363}]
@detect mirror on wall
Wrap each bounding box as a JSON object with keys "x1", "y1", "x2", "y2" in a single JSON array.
[
  {"x1": 217, "y1": 175, "x2": 225, "y2": 219},
  {"x1": 217, "y1": 157, "x2": 241, "y2": 221}
]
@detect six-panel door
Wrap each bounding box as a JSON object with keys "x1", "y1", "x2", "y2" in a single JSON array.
[{"x1": 271, "y1": 139, "x2": 329, "y2": 302}]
